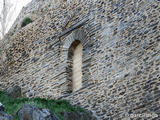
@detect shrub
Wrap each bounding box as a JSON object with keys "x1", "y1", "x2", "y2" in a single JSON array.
[
  {"x1": 21, "y1": 17, "x2": 32, "y2": 28},
  {"x1": 0, "y1": 91, "x2": 85, "y2": 120}
]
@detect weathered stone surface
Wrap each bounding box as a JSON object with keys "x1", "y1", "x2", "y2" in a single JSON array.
[
  {"x1": 5, "y1": 86, "x2": 21, "y2": 98},
  {"x1": 0, "y1": 0, "x2": 159, "y2": 119},
  {"x1": 18, "y1": 104, "x2": 60, "y2": 120},
  {"x1": 60, "y1": 111, "x2": 97, "y2": 120},
  {"x1": 0, "y1": 111, "x2": 13, "y2": 120}
]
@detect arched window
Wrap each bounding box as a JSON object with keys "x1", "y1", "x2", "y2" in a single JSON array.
[{"x1": 68, "y1": 40, "x2": 82, "y2": 92}]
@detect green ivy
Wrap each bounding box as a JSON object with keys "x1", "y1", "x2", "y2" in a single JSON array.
[
  {"x1": 0, "y1": 91, "x2": 85, "y2": 120},
  {"x1": 21, "y1": 17, "x2": 33, "y2": 28}
]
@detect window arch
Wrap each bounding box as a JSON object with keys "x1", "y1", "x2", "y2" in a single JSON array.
[
  {"x1": 61, "y1": 29, "x2": 89, "y2": 95},
  {"x1": 68, "y1": 40, "x2": 83, "y2": 92}
]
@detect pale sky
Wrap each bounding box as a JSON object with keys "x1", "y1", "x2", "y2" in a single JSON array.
[{"x1": 0, "y1": 0, "x2": 32, "y2": 37}]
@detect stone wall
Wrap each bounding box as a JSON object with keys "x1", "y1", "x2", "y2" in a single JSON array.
[{"x1": 0, "y1": 0, "x2": 160, "y2": 119}]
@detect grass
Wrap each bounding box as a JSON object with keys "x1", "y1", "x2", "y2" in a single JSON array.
[
  {"x1": 21, "y1": 17, "x2": 32, "y2": 28},
  {"x1": 0, "y1": 49, "x2": 2, "y2": 54},
  {"x1": 0, "y1": 91, "x2": 85, "y2": 120}
]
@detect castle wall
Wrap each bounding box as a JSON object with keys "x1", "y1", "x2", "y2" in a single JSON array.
[{"x1": 0, "y1": 0, "x2": 160, "y2": 119}]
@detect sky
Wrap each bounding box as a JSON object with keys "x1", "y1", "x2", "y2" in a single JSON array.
[{"x1": 0, "y1": 0, "x2": 32, "y2": 37}]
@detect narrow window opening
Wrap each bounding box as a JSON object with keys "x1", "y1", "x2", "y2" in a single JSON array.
[{"x1": 67, "y1": 40, "x2": 82, "y2": 92}]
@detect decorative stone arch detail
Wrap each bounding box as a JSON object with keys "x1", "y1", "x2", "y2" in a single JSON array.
[
  {"x1": 62, "y1": 29, "x2": 87, "y2": 50},
  {"x1": 61, "y1": 29, "x2": 89, "y2": 94}
]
